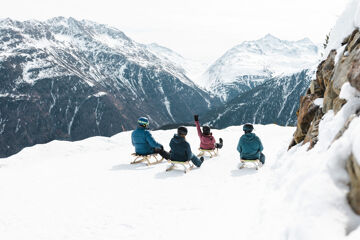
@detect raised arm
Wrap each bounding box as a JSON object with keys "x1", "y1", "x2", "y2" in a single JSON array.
[{"x1": 194, "y1": 115, "x2": 202, "y2": 137}]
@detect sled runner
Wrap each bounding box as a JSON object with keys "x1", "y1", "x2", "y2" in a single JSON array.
[
  {"x1": 166, "y1": 160, "x2": 194, "y2": 173},
  {"x1": 130, "y1": 153, "x2": 164, "y2": 166},
  {"x1": 197, "y1": 148, "x2": 218, "y2": 158},
  {"x1": 239, "y1": 159, "x2": 262, "y2": 170}
]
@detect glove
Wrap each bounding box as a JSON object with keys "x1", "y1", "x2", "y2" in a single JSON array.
[{"x1": 194, "y1": 115, "x2": 199, "y2": 121}]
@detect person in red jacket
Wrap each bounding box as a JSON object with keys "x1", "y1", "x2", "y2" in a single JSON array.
[{"x1": 194, "y1": 115, "x2": 223, "y2": 150}]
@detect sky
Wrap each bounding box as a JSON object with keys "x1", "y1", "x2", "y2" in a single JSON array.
[{"x1": 1, "y1": 0, "x2": 348, "y2": 63}]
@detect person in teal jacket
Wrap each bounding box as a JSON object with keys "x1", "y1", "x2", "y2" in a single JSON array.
[
  {"x1": 237, "y1": 123, "x2": 265, "y2": 165},
  {"x1": 131, "y1": 117, "x2": 169, "y2": 159}
]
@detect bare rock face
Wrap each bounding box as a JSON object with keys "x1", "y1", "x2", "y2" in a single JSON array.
[
  {"x1": 347, "y1": 154, "x2": 360, "y2": 215},
  {"x1": 289, "y1": 29, "x2": 360, "y2": 149},
  {"x1": 316, "y1": 49, "x2": 337, "y2": 93},
  {"x1": 332, "y1": 30, "x2": 360, "y2": 95},
  {"x1": 333, "y1": 97, "x2": 347, "y2": 114},
  {"x1": 323, "y1": 80, "x2": 338, "y2": 113},
  {"x1": 291, "y1": 94, "x2": 319, "y2": 145},
  {"x1": 303, "y1": 108, "x2": 324, "y2": 149},
  {"x1": 347, "y1": 31, "x2": 360, "y2": 92}
]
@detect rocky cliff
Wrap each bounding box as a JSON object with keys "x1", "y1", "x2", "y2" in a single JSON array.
[{"x1": 289, "y1": 27, "x2": 360, "y2": 214}]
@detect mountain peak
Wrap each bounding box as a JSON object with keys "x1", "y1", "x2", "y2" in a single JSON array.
[
  {"x1": 296, "y1": 37, "x2": 313, "y2": 44},
  {"x1": 262, "y1": 33, "x2": 280, "y2": 41}
]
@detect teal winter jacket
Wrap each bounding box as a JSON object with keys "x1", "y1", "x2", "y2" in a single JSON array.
[
  {"x1": 131, "y1": 127, "x2": 162, "y2": 155},
  {"x1": 237, "y1": 133, "x2": 263, "y2": 160}
]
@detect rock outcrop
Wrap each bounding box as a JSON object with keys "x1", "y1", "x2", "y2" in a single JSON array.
[
  {"x1": 347, "y1": 154, "x2": 360, "y2": 215},
  {"x1": 289, "y1": 28, "x2": 360, "y2": 214}
]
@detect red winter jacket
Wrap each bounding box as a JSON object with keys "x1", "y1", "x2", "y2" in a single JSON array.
[{"x1": 195, "y1": 121, "x2": 216, "y2": 150}]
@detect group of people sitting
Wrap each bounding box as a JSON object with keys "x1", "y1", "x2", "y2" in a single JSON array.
[{"x1": 131, "y1": 115, "x2": 265, "y2": 167}]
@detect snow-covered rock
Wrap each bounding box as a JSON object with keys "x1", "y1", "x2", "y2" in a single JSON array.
[{"x1": 289, "y1": 0, "x2": 360, "y2": 217}]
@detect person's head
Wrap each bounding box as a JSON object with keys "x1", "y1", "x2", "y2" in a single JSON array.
[
  {"x1": 177, "y1": 126, "x2": 188, "y2": 137},
  {"x1": 138, "y1": 117, "x2": 149, "y2": 128},
  {"x1": 202, "y1": 125, "x2": 211, "y2": 135},
  {"x1": 243, "y1": 123, "x2": 254, "y2": 133}
]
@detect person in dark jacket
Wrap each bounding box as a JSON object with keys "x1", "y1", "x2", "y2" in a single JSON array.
[
  {"x1": 169, "y1": 126, "x2": 204, "y2": 167},
  {"x1": 131, "y1": 117, "x2": 169, "y2": 159},
  {"x1": 237, "y1": 123, "x2": 265, "y2": 165}
]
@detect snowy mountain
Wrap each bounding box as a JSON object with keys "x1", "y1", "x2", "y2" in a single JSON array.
[
  {"x1": 204, "y1": 69, "x2": 313, "y2": 128},
  {"x1": 0, "y1": 17, "x2": 218, "y2": 158},
  {"x1": 200, "y1": 34, "x2": 320, "y2": 101},
  {"x1": 146, "y1": 43, "x2": 209, "y2": 81}
]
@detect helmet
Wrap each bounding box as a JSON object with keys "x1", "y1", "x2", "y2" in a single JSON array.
[
  {"x1": 243, "y1": 123, "x2": 254, "y2": 133},
  {"x1": 202, "y1": 125, "x2": 211, "y2": 135},
  {"x1": 138, "y1": 117, "x2": 149, "y2": 127},
  {"x1": 177, "y1": 126, "x2": 188, "y2": 136}
]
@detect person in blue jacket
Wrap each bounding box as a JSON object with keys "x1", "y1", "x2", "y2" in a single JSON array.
[
  {"x1": 169, "y1": 126, "x2": 204, "y2": 167},
  {"x1": 131, "y1": 117, "x2": 169, "y2": 159},
  {"x1": 237, "y1": 123, "x2": 265, "y2": 165}
]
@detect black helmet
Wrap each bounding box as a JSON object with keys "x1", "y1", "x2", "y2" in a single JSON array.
[
  {"x1": 243, "y1": 123, "x2": 254, "y2": 133},
  {"x1": 177, "y1": 126, "x2": 188, "y2": 136},
  {"x1": 202, "y1": 125, "x2": 211, "y2": 135}
]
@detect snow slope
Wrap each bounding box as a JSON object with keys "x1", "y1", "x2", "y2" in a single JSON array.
[
  {"x1": 1, "y1": 124, "x2": 360, "y2": 240},
  {"x1": 325, "y1": 0, "x2": 360, "y2": 58}
]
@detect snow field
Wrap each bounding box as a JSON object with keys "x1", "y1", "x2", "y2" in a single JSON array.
[
  {"x1": 1, "y1": 121, "x2": 360, "y2": 240},
  {"x1": 0, "y1": 125, "x2": 292, "y2": 240}
]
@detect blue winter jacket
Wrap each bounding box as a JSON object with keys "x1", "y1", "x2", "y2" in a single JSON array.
[
  {"x1": 237, "y1": 133, "x2": 264, "y2": 160},
  {"x1": 169, "y1": 134, "x2": 192, "y2": 162},
  {"x1": 131, "y1": 127, "x2": 162, "y2": 155}
]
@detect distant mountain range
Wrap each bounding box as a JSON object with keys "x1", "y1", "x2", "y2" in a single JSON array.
[
  {"x1": 203, "y1": 69, "x2": 314, "y2": 128},
  {"x1": 198, "y1": 34, "x2": 320, "y2": 102},
  {"x1": 0, "y1": 17, "x2": 320, "y2": 157},
  {"x1": 0, "y1": 17, "x2": 218, "y2": 157}
]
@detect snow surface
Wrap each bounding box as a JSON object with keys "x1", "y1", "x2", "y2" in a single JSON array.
[
  {"x1": 1, "y1": 123, "x2": 360, "y2": 239},
  {"x1": 325, "y1": 0, "x2": 360, "y2": 58}
]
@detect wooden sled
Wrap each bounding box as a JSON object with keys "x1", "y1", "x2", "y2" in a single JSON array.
[
  {"x1": 239, "y1": 159, "x2": 262, "y2": 170},
  {"x1": 166, "y1": 160, "x2": 194, "y2": 173},
  {"x1": 197, "y1": 148, "x2": 218, "y2": 158},
  {"x1": 130, "y1": 153, "x2": 164, "y2": 166}
]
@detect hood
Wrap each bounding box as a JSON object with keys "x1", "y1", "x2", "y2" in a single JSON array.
[
  {"x1": 172, "y1": 134, "x2": 186, "y2": 144},
  {"x1": 242, "y1": 133, "x2": 256, "y2": 141}
]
